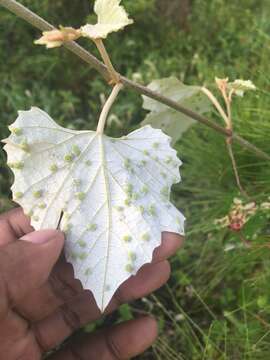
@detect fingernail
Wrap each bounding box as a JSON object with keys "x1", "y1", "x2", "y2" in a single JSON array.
[{"x1": 21, "y1": 229, "x2": 62, "y2": 244}]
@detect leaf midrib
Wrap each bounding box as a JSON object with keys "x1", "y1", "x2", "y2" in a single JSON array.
[{"x1": 99, "y1": 135, "x2": 113, "y2": 311}]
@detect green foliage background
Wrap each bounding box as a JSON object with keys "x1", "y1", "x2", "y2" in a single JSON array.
[{"x1": 1, "y1": 0, "x2": 270, "y2": 358}]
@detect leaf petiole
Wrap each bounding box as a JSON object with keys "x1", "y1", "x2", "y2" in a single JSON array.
[
  {"x1": 201, "y1": 86, "x2": 230, "y2": 128},
  {"x1": 94, "y1": 38, "x2": 120, "y2": 85},
  {"x1": 97, "y1": 83, "x2": 123, "y2": 134}
]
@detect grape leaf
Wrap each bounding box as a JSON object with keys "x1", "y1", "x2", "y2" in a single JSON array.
[
  {"x1": 81, "y1": 0, "x2": 134, "y2": 40},
  {"x1": 3, "y1": 107, "x2": 185, "y2": 312},
  {"x1": 141, "y1": 77, "x2": 211, "y2": 144}
]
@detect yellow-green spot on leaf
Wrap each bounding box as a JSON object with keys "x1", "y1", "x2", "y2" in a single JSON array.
[
  {"x1": 123, "y1": 235, "x2": 132, "y2": 243},
  {"x1": 161, "y1": 186, "x2": 169, "y2": 198},
  {"x1": 50, "y1": 164, "x2": 58, "y2": 172},
  {"x1": 9, "y1": 161, "x2": 24, "y2": 170},
  {"x1": 38, "y1": 202, "x2": 47, "y2": 209},
  {"x1": 64, "y1": 154, "x2": 74, "y2": 163},
  {"x1": 140, "y1": 160, "x2": 147, "y2": 167},
  {"x1": 20, "y1": 141, "x2": 30, "y2": 152},
  {"x1": 85, "y1": 160, "x2": 92, "y2": 166},
  {"x1": 71, "y1": 252, "x2": 78, "y2": 260},
  {"x1": 76, "y1": 192, "x2": 86, "y2": 201},
  {"x1": 141, "y1": 232, "x2": 150, "y2": 242},
  {"x1": 125, "y1": 183, "x2": 133, "y2": 196},
  {"x1": 143, "y1": 150, "x2": 150, "y2": 156},
  {"x1": 79, "y1": 252, "x2": 88, "y2": 260},
  {"x1": 64, "y1": 212, "x2": 71, "y2": 220},
  {"x1": 139, "y1": 205, "x2": 145, "y2": 214},
  {"x1": 165, "y1": 156, "x2": 173, "y2": 164},
  {"x1": 33, "y1": 215, "x2": 40, "y2": 222},
  {"x1": 26, "y1": 210, "x2": 34, "y2": 217},
  {"x1": 161, "y1": 172, "x2": 167, "y2": 179},
  {"x1": 124, "y1": 158, "x2": 132, "y2": 169},
  {"x1": 10, "y1": 127, "x2": 22, "y2": 136},
  {"x1": 87, "y1": 223, "x2": 98, "y2": 232},
  {"x1": 73, "y1": 179, "x2": 81, "y2": 186},
  {"x1": 141, "y1": 185, "x2": 149, "y2": 195},
  {"x1": 72, "y1": 145, "x2": 81, "y2": 156},
  {"x1": 128, "y1": 251, "x2": 137, "y2": 262},
  {"x1": 152, "y1": 142, "x2": 160, "y2": 149},
  {"x1": 33, "y1": 190, "x2": 42, "y2": 199},
  {"x1": 125, "y1": 264, "x2": 134, "y2": 273},
  {"x1": 132, "y1": 193, "x2": 139, "y2": 201},
  {"x1": 78, "y1": 240, "x2": 87, "y2": 248},
  {"x1": 149, "y1": 204, "x2": 157, "y2": 217},
  {"x1": 63, "y1": 223, "x2": 72, "y2": 232},
  {"x1": 14, "y1": 192, "x2": 23, "y2": 199},
  {"x1": 85, "y1": 268, "x2": 92, "y2": 276},
  {"x1": 116, "y1": 206, "x2": 124, "y2": 212},
  {"x1": 124, "y1": 198, "x2": 131, "y2": 207}
]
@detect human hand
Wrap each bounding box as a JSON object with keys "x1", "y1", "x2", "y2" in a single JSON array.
[{"x1": 0, "y1": 207, "x2": 183, "y2": 359}]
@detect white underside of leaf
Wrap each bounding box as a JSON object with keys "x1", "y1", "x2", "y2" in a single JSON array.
[
  {"x1": 4, "y1": 107, "x2": 185, "y2": 311},
  {"x1": 81, "y1": 0, "x2": 133, "y2": 39},
  {"x1": 81, "y1": 22, "x2": 131, "y2": 39}
]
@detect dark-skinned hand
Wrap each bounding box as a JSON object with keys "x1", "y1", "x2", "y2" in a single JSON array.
[{"x1": 0, "y1": 207, "x2": 183, "y2": 359}]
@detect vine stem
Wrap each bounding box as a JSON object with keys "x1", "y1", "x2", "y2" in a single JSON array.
[
  {"x1": 97, "y1": 83, "x2": 123, "y2": 134},
  {"x1": 1, "y1": 0, "x2": 270, "y2": 161}
]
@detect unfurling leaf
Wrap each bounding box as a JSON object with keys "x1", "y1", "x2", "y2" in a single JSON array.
[
  {"x1": 228, "y1": 79, "x2": 256, "y2": 97},
  {"x1": 215, "y1": 77, "x2": 256, "y2": 97},
  {"x1": 3, "y1": 107, "x2": 185, "y2": 312},
  {"x1": 34, "y1": 27, "x2": 81, "y2": 49},
  {"x1": 141, "y1": 77, "x2": 211, "y2": 144},
  {"x1": 81, "y1": 0, "x2": 134, "y2": 40}
]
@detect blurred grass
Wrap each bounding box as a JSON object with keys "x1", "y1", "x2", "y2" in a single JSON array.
[{"x1": 1, "y1": 0, "x2": 270, "y2": 358}]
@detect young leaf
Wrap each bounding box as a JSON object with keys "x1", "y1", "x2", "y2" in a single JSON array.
[
  {"x1": 81, "y1": 0, "x2": 134, "y2": 40},
  {"x1": 141, "y1": 77, "x2": 211, "y2": 144},
  {"x1": 35, "y1": 27, "x2": 82, "y2": 49},
  {"x1": 3, "y1": 107, "x2": 185, "y2": 312},
  {"x1": 228, "y1": 79, "x2": 256, "y2": 97}
]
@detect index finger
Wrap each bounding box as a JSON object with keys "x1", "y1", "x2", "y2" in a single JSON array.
[
  {"x1": 0, "y1": 207, "x2": 33, "y2": 245},
  {"x1": 153, "y1": 232, "x2": 184, "y2": 263}
]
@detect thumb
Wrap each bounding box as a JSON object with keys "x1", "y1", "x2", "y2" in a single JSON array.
[{"x1": 0, "y1": 229, "x2": 64, "y2": 311}]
